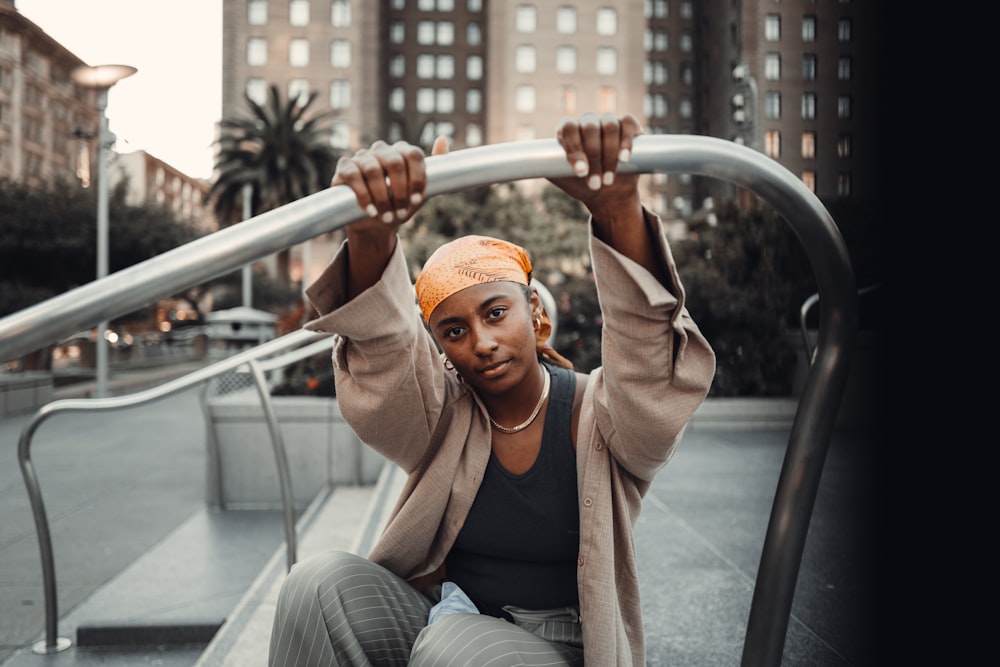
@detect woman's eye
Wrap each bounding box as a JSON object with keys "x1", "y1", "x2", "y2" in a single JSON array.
[
  {"x1": 487, "y1": 306, "x2": 506, "y2": 320},
  {"x1": 445, "y1": 326, "x2": 464, "y2": 339}
]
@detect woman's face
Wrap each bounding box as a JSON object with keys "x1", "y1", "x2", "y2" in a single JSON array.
[{"x1": 428, "y1": 281, "x2": 540, "y2": 395}]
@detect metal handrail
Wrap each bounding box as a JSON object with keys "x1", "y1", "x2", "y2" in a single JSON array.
[
  {"x1": 17, "y1": 327, "x2": 331, "y2": 654},
  {"x1": 0, "y1": 136, "x2": 856, "y2": 666},
  {"x1": 799, "y1": 282, "x2": 883, "y2": 361}
]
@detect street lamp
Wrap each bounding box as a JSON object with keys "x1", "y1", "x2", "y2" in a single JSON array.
[{"x1": 70, "y1": 64, "x2": 136, "y2": 399}]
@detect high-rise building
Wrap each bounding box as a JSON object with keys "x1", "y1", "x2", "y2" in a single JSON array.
[{"x1": 221, "y1": 0, "x2": 883, "y2": 217}]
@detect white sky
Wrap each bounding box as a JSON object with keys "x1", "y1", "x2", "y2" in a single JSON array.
[{"x1": 15, "y1": 0, "x2": 223, "y2": 180}]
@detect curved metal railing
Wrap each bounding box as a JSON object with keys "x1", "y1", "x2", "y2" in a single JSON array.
[
  {"x1": 800, "y1": 281, "x2": 882, "y2": 362},
  {"x1": 16, "y1": 327, "x2": 331, "y2": 654},
  {"x1": 0, "y1": 136, "x2": 857, "y2": 665}
]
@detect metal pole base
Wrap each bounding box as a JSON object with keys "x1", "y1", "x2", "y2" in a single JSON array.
[{"x1": 32, "y1": 637, "x2": 71, "y2": 654}]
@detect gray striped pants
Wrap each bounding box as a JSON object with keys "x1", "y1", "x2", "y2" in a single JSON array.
[{"x1": 268, "y1": 551, "x2": 584, "y2": 666}]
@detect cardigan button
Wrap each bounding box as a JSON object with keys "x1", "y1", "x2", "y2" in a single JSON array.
[
  {"x1": 578, "y1": 555, "x2": 585, "y2": 566},
  {"x1": 583, "y1": 497, "x2": 593, "y2": 507},
  {"x1": 594, "y1": 442, "x2": 604, "y2": 451}
]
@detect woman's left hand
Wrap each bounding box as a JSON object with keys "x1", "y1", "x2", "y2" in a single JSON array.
[{"x1": 548, "y1": 112, "x2": 644, "y2": 219}]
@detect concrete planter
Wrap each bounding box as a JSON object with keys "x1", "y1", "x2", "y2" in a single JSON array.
[{"x1": 205, "y1": 393, "x2": 385, "y2": 510}]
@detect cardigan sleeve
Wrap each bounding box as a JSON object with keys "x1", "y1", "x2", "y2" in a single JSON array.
[
  {"x1": 302, "y1": 238, "x2": 451, "y2": 473},
  {"x1": 588, "y1": 209, "x2": 716, "y2": 481}
]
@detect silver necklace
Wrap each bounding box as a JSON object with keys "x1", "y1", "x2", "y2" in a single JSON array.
[{"x1": 488, "y1": 369, "x2": 550, "y2": 434}]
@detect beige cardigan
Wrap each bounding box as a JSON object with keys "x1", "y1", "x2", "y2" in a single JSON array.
[{"x1": 304, "y1": 215, "x2": 716, "y2": 666}]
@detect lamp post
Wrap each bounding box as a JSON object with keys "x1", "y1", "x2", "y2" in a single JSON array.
[{"x1": 70, "y1": 64, "x2": 136, "y2": 399}]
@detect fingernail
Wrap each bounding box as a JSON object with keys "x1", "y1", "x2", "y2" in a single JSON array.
[
  {"x1": 603, "y1": 171, "x2": 614, "y2": 186},
  {"x1": 366, "y1": 204, "x2": 378, "y2": 218},
  {"x1": 382, "y1": 212, "x2": 394, "y2": 223},
  {"x1": 573, "y1": 160, "x2": 588, "y2": 177},
  {"x1": 588, "y1": 174, "x2": 601, "y2": 191},
  {"x1": 410, "y1": 192, "x2": 423, "y2": 206},
  {"x1": 619, "y1": 148, "x2": 631, "y2": 163},
  {"x1": 396, "y1": 209, "x2": 408, "y2": 220}
]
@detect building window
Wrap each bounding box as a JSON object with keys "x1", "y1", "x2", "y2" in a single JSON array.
[
  {"x1": 468, "y1": 0, "x2": 482, "y2": 11},
  {"x1": 331, "y1": 40, "x2": 351, "y2": 67},
  {"x1": 765, "y1": 14, "x2": 781, "y2": 41},
  {"x1": 596, "y1": 8, "x2": 618, "y2": 35},
  {"x1": 557, "y1": 7, "x2": 577, "y2": 33},
  {"x1": 288, "y1": 79, "x2": 310, "y2": 103},
  {"x1": 647, "y1": 0, "x2": 668, "y2": 19},
  {"x1": 390, "y1": 22, "x2": 405, "y2": 43},
  {"x1": 765, "y1": 130, "x2": 781, "y2": 158},
  {"x1": 802, "y1": 54, "x2": 817, "y2": 81},
  {"x1": 247, "y1": 78, "x2": 267, "y2": 104},
  {"x1": 331, "y1": 121, "x2": 350, "y2": 149},
  {"x1": 390, "y1": 87, "x2": 405, "y2": 111},
  {"x1": 390, "y1": 53, "x2": 405, "y2": 77},
  {"x1": 330, "y1": 80, "x2": 351, "y2": 109},
  {"x1": 248, "y1": 0, "x2": 267, "y2": 25},
  {"x1": 437, "y1": 55, "x2": 455, "y2": 79},
  {"x1": 417, "y1": 88, "x2": 435, "y2": 113},
  {"x1": 596, "y1": 47, "x2": 617, "y2": 75},
  {"x1": 802, "y1": 16, "x2": 816, "y2": 42},
  {"x1": 331, "y1": 0, "x2": 351, "y2": 27},
  {"x1": 598, "y1": 87, "x2": 617, "y2": 114},
  {"x1": 466, "y1": 88, "x2": 482, "y2": 113},
  {"x1": 801, "y1": 93, "x2": 816, "y2": 119},
  {"x1": 290, "y1": 0, "x2": 310, "y2": 26},
  {"x1": 837, "y1": 134, "x2": 852, "y2": 158},
  {"x1": 437, "y1": 22, "x2": 455, "y2": 44},
  {"x1": 838, "y1": 18, "x2": 852, "y2": 42},
  {"x1": 417, "y1": 54, "x2": 435, "y2": 78},
  {"x1": 467, "y1": 55, "x2": 483, "y2": 79},
  {"x1": 247, "y1": 37, "x2": 267, "y2": 66},
  {"x1": 437, "y1": 88, "x2": 455, "y2": 113},
  {"x1": 681, "y1": 62, "x2": 693, "y2": 85},
  {"x1": 646, "y1": 93, "x2": 667, "y2": 118},
  {"x1": 838, "y1": 95, "x2": 851, "y2": 119},
  {"x1": 466, "y1": 123, "x2": 483, "y2": 147},
  {"x1": 516, "y1": 85, "x2": 536, "y2": 112},
  {"x1": 838, "y1": 57, "x2": 851, "y2": 81},
  {"x1": 837, "y1": 172, "x2": 851, "y2": 197},
  {"x1": 801, "y1": 170, "x2": 816, "y2": 193},
  {"x1": 468, "y1": 22, "x2": 482, "y2": 45},
  {"x1": 562, "y1": 85, "x2": 578, "y2": 114},
  {"x1": 645, "y1": 61, "x2": 667, "y2": 85},
  {"x1": 418, "y1": 21, "x2": 435, "y2": 44},
  {"x1": 516, "y1": 45, "x2": 537, "y2": 73},
  {"x1": 647, "y1": 30, "x2": 668, "y2": 51},
  {"x1": 801, "y1": 131, "x2": 816, "y2": 159},
  {"x1": 679, "y1": 97, "x2": 692, "y2": 119},
  {"x1": 765, "y1": 53, "x2": 781, "y2": 80},
  {"x1": 680, "y1": 0, "x2": 692, "y2": 19},
  {"x1": 516, "y1": 5, "x2": 537, "y2": 33},
  {"x1": 765, "y1": 91, "x2": 781, "y2": 119},
  {"x1": 680, "y1": 32, "x2": 693, "y2": 52},
  {"x1": 289, "y1": 38, "x2": 309, "y2": 66},
  {"x1": 556, "y1": 46, "x2": 577, "y2": 74}
]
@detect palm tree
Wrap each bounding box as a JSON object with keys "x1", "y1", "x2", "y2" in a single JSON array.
[{"x1": 207, "y1": 84, "x2": 342, "y2": 284}]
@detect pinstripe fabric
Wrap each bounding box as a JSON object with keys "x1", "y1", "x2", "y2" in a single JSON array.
[{"x1": 269, "y1": 551, "x2": 584, "y2": 666}]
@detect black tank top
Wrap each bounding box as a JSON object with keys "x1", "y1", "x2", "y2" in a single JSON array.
[{"x1": 445, "y1": 362, "x2": 580, "y2": 618}]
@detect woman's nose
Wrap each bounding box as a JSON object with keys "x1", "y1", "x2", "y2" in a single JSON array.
[{"x1": 471, "y1": 326, "x2": 498, "y2": 356}]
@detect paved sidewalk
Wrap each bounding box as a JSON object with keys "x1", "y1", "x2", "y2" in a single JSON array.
[{"x1": 1, "y1": 364, "x2": 882, "y2": 666}]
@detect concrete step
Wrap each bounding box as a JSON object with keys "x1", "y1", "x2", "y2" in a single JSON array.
[{"x1": 193, "y1": 463, "x2": 402, "y2": 667}]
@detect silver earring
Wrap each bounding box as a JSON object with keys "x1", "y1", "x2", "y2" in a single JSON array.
[
  {"x1": 444, "y1": 357, "x2": 455, "y2": 371},
  {"x1": 534, "y1": 317, "x2": 541, "y2": 329}
]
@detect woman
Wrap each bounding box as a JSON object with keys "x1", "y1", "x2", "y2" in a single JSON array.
[{"x1": 268, "y1": 112, "x2": 716, "y2": 666}]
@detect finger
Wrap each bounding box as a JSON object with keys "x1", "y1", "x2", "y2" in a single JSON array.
[
  {"x1": 431, "y1": 135, "x2": 449, "y2": 156},
  {"x1": 396, "y1": 141, "x2": 428, "y2": 213},
  {"x1": 555, "y1": 116, "x2": 589, "y2": 179},
  {"x1": 618, "y1": 113, "x2": 644, "y2": 164},
  {"x1": 332, "y1": 153, "x2": 380, "y2": 219},
  {"x1": 598, "y1": 113, "x2": 622, "y2": 186},
  {"x1": 578, "y1": 112, "x2": 604, "y2": 191},
  {"x1": 373, "y1": 142, "x2": 416, "y2": 222}
]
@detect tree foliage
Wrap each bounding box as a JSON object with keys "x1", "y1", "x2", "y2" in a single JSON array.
[
  {"x1": 0, "y1": 177, "x2": 202, "y2": 318},
  {"x1": 207, "y1": 85, "x2": 343, "y2": 284}
]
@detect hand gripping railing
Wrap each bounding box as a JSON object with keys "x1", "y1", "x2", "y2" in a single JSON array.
[{"x1": 0, "y1": 136, "x2": 856, "y2": 665}]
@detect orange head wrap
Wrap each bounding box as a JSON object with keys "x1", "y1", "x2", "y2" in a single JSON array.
[{"x1": 415, "y1": 235, "x2": 573, "y2": 369}]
